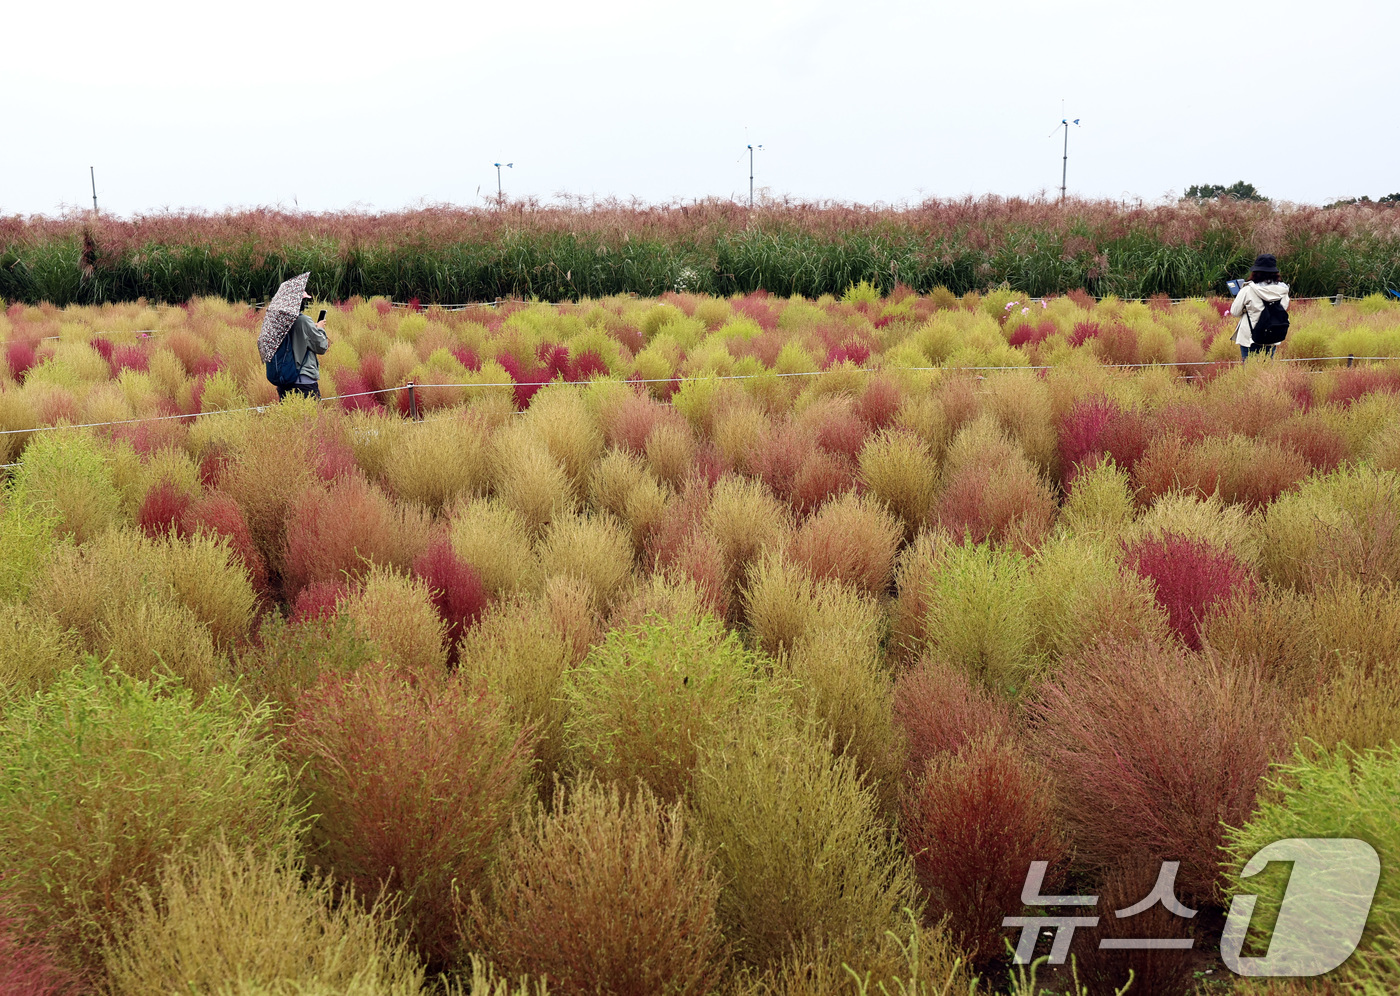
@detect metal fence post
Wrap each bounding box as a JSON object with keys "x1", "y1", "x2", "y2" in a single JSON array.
[
  {"x1": 407, "y1": 381, "x2": 420, "y2": 420},
  {"x1": 1348, "y1": 354, "x2": 1354, "y2": 368}
]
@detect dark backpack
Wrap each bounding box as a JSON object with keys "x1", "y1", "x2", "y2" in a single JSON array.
[
  {"x1": 265, "y1": 323, "x2": 302, "y2": 387},
  {"x1": 1248, "y1": 297, "x2": 1290, "y2": 346}
]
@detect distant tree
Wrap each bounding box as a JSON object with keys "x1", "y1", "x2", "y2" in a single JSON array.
[
  {"x1": 1324, "y1": 194, "x2": 1400, "y2": 209},
  {"x1": 1184, "y1": 181, "x2": 1268, "y2": 202}
]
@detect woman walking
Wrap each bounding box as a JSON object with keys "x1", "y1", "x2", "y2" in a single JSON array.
[{"x1": 1230, "y1": 254, "x2": 1290, "y2": 361}]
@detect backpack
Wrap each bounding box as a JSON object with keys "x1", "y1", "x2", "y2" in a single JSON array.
[
  {"x1": 265, "y1": 323, "x2": 302, "y2": 387},
  {"x1": 1247, "y1": 296, "x2": 1290, "y2": 346}
]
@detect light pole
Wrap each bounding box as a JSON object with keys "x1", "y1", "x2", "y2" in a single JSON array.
[
  {"x1": 1050, "y1": 118, "x2": 1080, "y2": 203},
  {"x1": 747, "y1": 143, "x2": 763, "y2": 208},
  {"x1": 90, "y1": 166, "x2": 98, "y2": 213},
  {"x1": 493, "y1": 162, "x2": 513, "y2": 205}
]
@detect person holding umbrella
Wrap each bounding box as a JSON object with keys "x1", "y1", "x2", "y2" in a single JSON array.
[{"x1": 258, "y1": 272, "x2": 329, "y2": 400}]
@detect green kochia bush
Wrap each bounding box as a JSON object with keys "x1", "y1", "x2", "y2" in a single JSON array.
[
  {"x1": 692, "y1": 712, "x2": 922, "y2": 971},
  {"x1": 0, "y1": 662, "x2": 303, "y2": 981},
  {"x1": 8, "y1": 429, "x2": 121, "y2": 544},
  {"x1": 563, "y1": 613, "x2": 763, "y2": 804},
  {"x1": 1223, "y1": 744, "x2": 1400, "y2": 992},
  {"x1": 920, "y1": 540, "x2": 1037, "y2": 696},
  {"x1": 0, "y1": 496, "x2": 59, "y2": 602}
]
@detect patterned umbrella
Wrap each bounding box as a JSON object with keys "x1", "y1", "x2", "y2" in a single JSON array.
[{"x1": 257, "y1": 272, "x2": 311, "y2": 363}]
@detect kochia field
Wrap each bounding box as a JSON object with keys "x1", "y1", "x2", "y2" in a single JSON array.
[{"x1": 1, "y1": 286, "x2": 1399, "y2": 996}]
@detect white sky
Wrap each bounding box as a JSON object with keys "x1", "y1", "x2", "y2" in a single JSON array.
[{"x1": 5, "y1": 0, "x2": 1397, "y2": 217}]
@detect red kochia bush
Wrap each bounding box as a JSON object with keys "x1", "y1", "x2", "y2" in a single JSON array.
[
  {"x1": 1328, "y1": 366, "x2": 1400, "y2": 407},
  {"x1": 1007, "y1": 320, "x2": 1055, "y2": 348},
  {"x1": 937, "y1": 460, "x2": 1056, "y2": 552},
  {"x1": 0, "y1": 900, "x2": 78, "y2": 996},
  {"x1": 288, "y1": 667, "x2": 535, "y2": 967},
  {"x1": 1067, "y1": 321, "x2": 1101, "y2": 347},
  {"x1": 603, "y1": 390, "x2": 672, "y2": 454},
  {"x1": 1093, "y1": 322, "x2": 1139, "y2": 366},
  {"x1": 893, "y1": 656, "x2": 1016, "y2": 780},
  {"x1": 497, "y1": 352, "x2": 547, "y2": 409},
  {"x1": 855, "y1": 375, "x2": 903, "y2": 429},
  {"x1": 901, "y1": 735, "x2": 1065, "y2": 967},
  {"x1": 108, "y1": 343, "x2": 149, "y2": 374},
  {"x1": 789, "y1": 450, "x2": 855, "y2": 517},
  {"x1": 751, "y1": 421, "x2": 814, "y2": 502},
  {"x1": 568, "y1": 349, "x2": 609, "y2": 381},
  {"x1": 810, "y1": 404, "x2": 868, "y2": 462},
  {"x1": 281, "y1": 475, "x2": 409, "y2": 602},
  {"x1": 1265, "y1": 414, "x2": 1349, "y2": 473},
  {"x1": 290, "y1": 579, "x2": 350, "y2": 624},
  {"x1": 6, "y1": 340, "x2": 38, "y2": 381},
  {"x1": 412, "y1": 538, "x2": 488, "y2": 664},
  {"x1": 137, "y1": 479, "x2": 192, "y2": 538},
  {"x1": 1030, "y1": 640, "x2": 1288, "y2": 903},
  {"x1": 1125, "y1": 533, "x2": 1255, "y2": 651},
  {"x1": 181, "y1": 492, "x2": 270, "y2": 596},
  {"x1": 334, "y1": 370, "x2": 381, "y2": 411},
  {"x1": 359, "y1": 353, "x2": 385, "y2": 392},
  {"x1": 1058, "y1": 397, "x2": 1148, "y2": 487}
]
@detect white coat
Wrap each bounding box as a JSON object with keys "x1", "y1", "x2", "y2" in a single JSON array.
[{"x1": 1230, "y1": 280, "x2": 1290, "y2": 348}]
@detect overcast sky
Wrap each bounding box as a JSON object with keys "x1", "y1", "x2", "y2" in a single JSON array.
[{"x1": 6, "y1": 0, "x2": 1396, "y2": 217}]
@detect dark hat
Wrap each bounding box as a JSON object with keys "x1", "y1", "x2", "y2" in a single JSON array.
[{"x1": 1250, "y1": 253, "x2": 1280, "y2": 274}]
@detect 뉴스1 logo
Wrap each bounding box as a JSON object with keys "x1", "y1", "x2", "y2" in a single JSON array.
[
  {"x1": 1221, "y1": 838, "x2": 1379, "y2": 977},
  {"x1": 1004, "y1": 838, "x2": 1380, "y2": 978}
]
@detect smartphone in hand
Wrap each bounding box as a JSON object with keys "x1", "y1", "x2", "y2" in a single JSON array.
[{"x1": 317, "y1": 309, "x2": 328, "y2": 323}]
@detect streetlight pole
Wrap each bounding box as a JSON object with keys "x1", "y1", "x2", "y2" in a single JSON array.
[
  {"x1": 493, "y1": 162, "x2": 513, "y2": 206},
  {"x1": 90, "y1": 167, "x2": 98, "y2": 213},
  {"x1": 747, "y1": 143, "x2": 763, "y2": 208},
  {"x1": 1053, "y1": 119, "x2": 1079, "y2": 203}
]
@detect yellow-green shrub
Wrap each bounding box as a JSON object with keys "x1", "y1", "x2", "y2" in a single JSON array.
[
  {"x1": 1027, "y1": 535, "x2": 1169, "y2": 661},
  {"x1": 103, "y1": 842, "x2": 424, "y2": 996},
  {"x1": 858, "y1": 430, "x2": 939, "y2": 538},
  {"x1": 921, "y1": 540, "x2": 1037, "y2": 695},
  {"x1": 0, "y1": 497, "x2": 59, "y2": 602},
  {"x1": 457, "y1": 595, "x2": 576, "y2": 787},
  {"x1": 742, "y1": 553, "x2": 878, "y2": 658},
  {"x1": 0, "y1": 603, "x2": 83, "y2": 704},
  {"x1": 32, "y1": 529, "x2": 248, "y2": 694},
  {"x1": 779, "y1": 614, "x2": 904, "y2": 819},
  {"x1": 1259, "y1": 464, "x2": 1400, "y2": 590},
  {"x1": 490, "y1": 425, "x2": 574, "y2": 537},
  {"x1": 589, "y1": 448, "x2": 669, "y2": 556},
  {"x1": 342, "y1": 566, "x2": 448, "y2": 673},
  {"x1": 706, "y1": 474, "x2": 791, "y2": 594},
  {"x1": 536, "y1": 511, "x2": 634, "y2": 614},
  {"x1": 472, "y1": 778, "x2": 725, "y2": 996},
  {"x1": 382, "y1": 414, "x2": 492, "y2": 513},
  {"x1": 448, "y1": 497, "x2": 541, "y2": 599},
  {"x1": 1060, "y1": 457, "x2": 1136, "y2": 540},
  {"x1": 521, "y1": 387, "x2": 604, "y2": 493},
  {"x1": 9, "y1": 429, "x2": 120, "y2": 543},
  {"x1": 692, "y1": 712, "x2": 921, "y2": 970},
  {"x1": 564, "y1": 613, "x2": 762, "y2": 804},
  {"x1": 0, "y1": 663, "x2": 302, "y2": 979}
]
